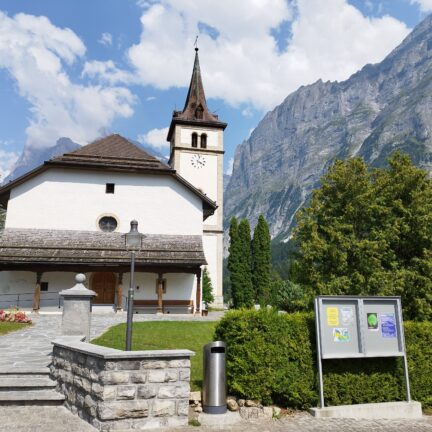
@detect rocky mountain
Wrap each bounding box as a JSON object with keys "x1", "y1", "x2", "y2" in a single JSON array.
[
  {"x1": 4, "y1": 137, "x2": 167, "y2": 184},
  {"x1": 225, "y1": 14, "x2": 432, "y2": 242},
  {"x1": 4, "y1": 137, "x2": 80, "y2": 183}
]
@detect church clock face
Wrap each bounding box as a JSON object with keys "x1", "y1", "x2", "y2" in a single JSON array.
[{"x1": 190, "y1": 154, "x2": 206, "y2": 169}]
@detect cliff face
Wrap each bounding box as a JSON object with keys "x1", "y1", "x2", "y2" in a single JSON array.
[{"x1": 225, "y1": 15, "x2": 432, "y2": 241}]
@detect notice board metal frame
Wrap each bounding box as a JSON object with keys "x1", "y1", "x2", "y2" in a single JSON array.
[{"x1": 314, "y1": 295, "x2": 411, "y2": 408}]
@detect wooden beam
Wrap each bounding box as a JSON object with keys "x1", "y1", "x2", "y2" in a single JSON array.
[
  {"x1": 116, "y1": 273, "x2": 123, "y2": 310},
  {"x1": 32, "y1": 272, "x2": 42, "y2": 311},
  {"x1": 195, "y1": 269, "x2": 202, "y2": 315},
  {"x1": 157, "y1": 273, "x2": 164, "y2": 315},
  {"x1": 0, "y1": 263, "x2": 201, "y2": 274}
]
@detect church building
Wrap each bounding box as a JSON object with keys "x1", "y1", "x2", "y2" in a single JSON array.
[{"x1": 0, "y1": 48, "x2": 226, "y2": 314}]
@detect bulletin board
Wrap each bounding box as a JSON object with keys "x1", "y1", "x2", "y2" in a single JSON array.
[{"x1": 314, "y1": 296, "x2": 410, "y2": 408}]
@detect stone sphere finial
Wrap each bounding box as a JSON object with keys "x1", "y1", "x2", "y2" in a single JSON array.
[{"x1": 75, "y1": 273, "x2": 86, "y2": 284}]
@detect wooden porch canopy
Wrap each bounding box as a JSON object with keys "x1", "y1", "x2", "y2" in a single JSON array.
[
  {"x1": 0, "y1": 228, "x2": 206, "y2": 272},
  {"x1": 0, "y1": 228, "x2": 205, "y2": 313}
]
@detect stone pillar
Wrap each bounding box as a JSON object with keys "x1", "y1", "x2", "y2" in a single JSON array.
[
  {"x1": 195, "y1": 270, "x2": 201, "y2": 315},
  {"x1": 60, "y1": 274, "x2": 96, "y2": 341},
  {"x1": 157, "y1": 273, "x2": 164, "y2": 315},
  {"x1": 32, "y1": 272, "x2": 42, "y2": 311},
  {"x1": 116, "y1": 273, "x2": 123, "y2": 310}
]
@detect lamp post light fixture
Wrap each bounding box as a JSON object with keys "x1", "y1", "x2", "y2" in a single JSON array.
[{"x1": 123, "y1": 220, "x2": 144, "y2": 351}]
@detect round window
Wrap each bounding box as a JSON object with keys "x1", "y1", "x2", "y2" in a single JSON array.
[{"x1": 98, "y1": 216, "x2": 118, "y2": 232}]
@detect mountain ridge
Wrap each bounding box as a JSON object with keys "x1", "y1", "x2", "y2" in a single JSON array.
[{"x1": 225, "y1": 14, "x2": 432, "y2": 242}]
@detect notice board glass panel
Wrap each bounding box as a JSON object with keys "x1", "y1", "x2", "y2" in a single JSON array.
[
  {"x1": 319, "y1": 299, "x2": 362, "y2": 358},
  {"x1": 363, "y1": 299, "x2": 403, "y2": 356}
]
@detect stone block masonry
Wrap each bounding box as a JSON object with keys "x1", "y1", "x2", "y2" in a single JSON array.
[{"x1": 50, "y1": 336, "x2": 194, "y2": 430}]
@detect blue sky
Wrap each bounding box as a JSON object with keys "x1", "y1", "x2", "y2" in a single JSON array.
[{"x1": 0, "y1": 0, "x2": 430, "y2": 179}]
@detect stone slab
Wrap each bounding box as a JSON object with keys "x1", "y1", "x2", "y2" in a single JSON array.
[
  {"x1": 309, "y1": 401, "x2": 423, "y2": 419},
  {"x1": 52, "y1": 335, "x2": 195, "y2": 360},
  {"x1": 0, "y1": 390, "x2": 65, "y2": 402},
  {"x1": 198, "y1": 410, "x2": 244, "y2": 427}
]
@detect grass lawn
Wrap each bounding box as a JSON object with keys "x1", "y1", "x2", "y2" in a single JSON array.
[
  {"x1": 92, "y1": 321, "x2": 217, "y2": 391},
  {"x1": 0, "y1": 322, "x2": 31, "y2": 335}
]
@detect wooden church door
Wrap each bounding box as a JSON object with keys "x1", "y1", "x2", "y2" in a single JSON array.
[{"x1": 92, "y1": 272, "x2": 116, "y2": 304}]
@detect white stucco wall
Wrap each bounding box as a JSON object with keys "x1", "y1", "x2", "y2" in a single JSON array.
[
  {"x1": 124, "y1": 272, "x2": 195, "y2": 302},
  {"x1": 179, "y1": 152, "x2": 218, "y2": 226},
  {"x1": 203, "y1": 234, "x2": 219, "y2": 298},
  {"x1": 0, "y1": 270, "x2": 196, "y2": 310},
  {"x1": 0, "y1": 271, "x2": 78, "y2": 309},
  {"x1": 6, "y1": 169, "x2": 203, "y2": 235}
]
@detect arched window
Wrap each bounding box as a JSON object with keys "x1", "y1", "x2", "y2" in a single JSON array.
[
  {"x1": 200, "y1": 134, "x2": 207, "y2": 149},
  {"x1": 195, "y1": 105, "x2": 204, "y2": 119},
  {"x1": 191, "y1": 132, "x2": 198, "y2": 148}
]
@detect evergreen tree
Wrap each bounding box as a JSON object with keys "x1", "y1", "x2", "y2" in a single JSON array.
[
  {"x1": 293, "y1": 153, "x2": 432, "y2": 320},
  {"x1": 235, "y1": 219, "x2": 255, "y2": 308},
  {"x1": 252, "y1": 215, "x2": 272, "y2": 306},
  {"x1": 0, "y1": 206, "x2": 5, "y2": 230},
  {"x1": 228, "y1": 217, "x2": 241, "y2": 307},
  {"x1": 202, "y1": 267, "x2": 215, "y2": 309}
]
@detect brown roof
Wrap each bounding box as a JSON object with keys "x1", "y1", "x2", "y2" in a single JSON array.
[
  {"x1": 0, "y1": 229, "x2": 206, "y2": 268},
  {"x1": 0, "y1": 134, "x2": 217, "y2": 218},
  {"x1": 50, "y1": 134, "x2": 171, "y2": 172},
  {"x1": 167, "y1": 49, "x2": 227, "y2": 141}
]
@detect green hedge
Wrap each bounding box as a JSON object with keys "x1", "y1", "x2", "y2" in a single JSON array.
[{"x1": 214, "y1": 309, "x2": 432, "y2": 408}]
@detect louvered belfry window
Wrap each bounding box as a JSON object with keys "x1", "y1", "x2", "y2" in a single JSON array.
[{"x1": 191, "y1": 132, "x2": 198, "y2": 148}]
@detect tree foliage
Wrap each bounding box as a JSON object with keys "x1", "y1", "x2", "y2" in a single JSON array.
[
  {"x1": 228, "y1": 217, "x2": 254, "y2": 308},
  {"x1": 0, "y1": 205, "x2": 5, "y2": 230},
  {"x1": 293, "y1": 153, "x2": 432, "y2": 320},
  {"x1": 252, "y1": 215, "x2": 272, "y2": 306},
  {"x1": 202, "y1": 267, "x2": 215, "y2": 309}
]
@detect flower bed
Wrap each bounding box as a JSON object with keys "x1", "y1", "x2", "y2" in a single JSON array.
[{"x1": 0, "y1": 308, "x2": 32, "y2": 323}]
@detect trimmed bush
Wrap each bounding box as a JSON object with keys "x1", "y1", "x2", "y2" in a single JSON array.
[{"x1": 214, "y1": 309, "x2": 432, "y2": 408}]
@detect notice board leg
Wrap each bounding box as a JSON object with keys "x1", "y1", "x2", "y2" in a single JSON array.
[
  {"x1": 315, "y1": 298, "x2": 325, "y2": 408},
  {"x1": 402, "y1": 354, "x2": 411, "y2": 402}
]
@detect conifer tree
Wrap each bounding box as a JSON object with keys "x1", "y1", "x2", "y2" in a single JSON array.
[
  {"x1": 236, "y1": 219, "x2": 255, "y2": 308},
  {"x1": 252, "y1": 215, "x2": 272, "y2": 306},
  {"x1": 202, "y1": 267, "x2": 215, "y2": 309},
  {"x1": 228, "y1": 217, "x2": 242, "y2": 307}
]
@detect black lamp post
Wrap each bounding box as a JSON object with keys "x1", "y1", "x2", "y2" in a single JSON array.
[{"x1": 123, "y1": 220, "x2": 144, "y2": 351}]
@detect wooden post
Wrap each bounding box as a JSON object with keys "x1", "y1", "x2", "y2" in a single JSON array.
[
  {"x1": 32, "y1": 272, "x2": 42, "y2": 311},
  {"x1": 157, "y1": 273, "x2": 164, "y2": 315},
  {"x1": 116, "y1": 273, "x2": 123, "y2": 310},
  {"x1": 195, "y1": 269, "x2": 202, "y2": 315}
]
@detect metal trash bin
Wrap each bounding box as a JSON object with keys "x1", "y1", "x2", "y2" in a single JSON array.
[{"x1": 203, "y1": 341, "x2": 227, "y2": 414}]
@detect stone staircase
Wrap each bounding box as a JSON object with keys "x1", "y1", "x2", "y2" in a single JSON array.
[{"x1": 0, "y1": 367, "x2": 65, "y2": 405}]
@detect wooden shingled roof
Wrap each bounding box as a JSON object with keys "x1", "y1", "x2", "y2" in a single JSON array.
[
  {"x1": 0, "y1": 229, "x2": 207, "y2": 269},
  {"x1": 50, "y1": 134, "x2": 171, "y2": 172}
]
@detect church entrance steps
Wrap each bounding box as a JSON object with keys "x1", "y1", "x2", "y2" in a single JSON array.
[
  {"x1": 92, "y1": 304, "x2": 116, "y2": 314},
  {"x1": 0, "y1": 368, "x2": 64, "y2": 406}
]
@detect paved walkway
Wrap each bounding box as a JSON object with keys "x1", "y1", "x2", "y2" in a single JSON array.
[
  {"x1": 0, "y1": 311, "x2": 223, "y2": 369},
  {"x1": 0, "y1": 407, "x2": 431, "y2": 431},
  {"x1": 1, "y1": 312, "x2": 431, "y2": 431}
]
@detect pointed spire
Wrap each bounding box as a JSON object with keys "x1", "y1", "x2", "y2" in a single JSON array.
[{"x1": 175, "y1": 48, "x2": 219, "y2": 123}]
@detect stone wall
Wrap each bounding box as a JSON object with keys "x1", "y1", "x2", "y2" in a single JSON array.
[{"x1": 50, "y1": 336, "x2": 194, "y2": 431}]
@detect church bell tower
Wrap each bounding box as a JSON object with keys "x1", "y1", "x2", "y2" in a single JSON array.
[{"x1": 167, "y1": 48, "x2": 227, "y2": 308}]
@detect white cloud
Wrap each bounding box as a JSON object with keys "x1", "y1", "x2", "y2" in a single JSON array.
[
  {"x1": 411, "y1": 0, "x2": 432, "y2": 12},
  {"x1": 0, "y1": 149, "x2": 19, "y2": 180},
  {"x1": 127, "y1": 0, "x2": 410, "y2": 111},
  {"x1": 99, "y1": 32, "x2": 113, "y2": 46},
  {"x1": 0, "y1": 11, "x2": 135, "y2": 149},
  {"x1": 146, "y1": 96, "x2": 156, "y2": 101},
  {"x1": 82, "y1": 60, "x2": 133, "y2": 84},
  {"x1": 225, "y1": 157, "x2": 234, "y2": 175},
  {"x1": 137, "y1": 127, "x2": 169, "y2": 149}
]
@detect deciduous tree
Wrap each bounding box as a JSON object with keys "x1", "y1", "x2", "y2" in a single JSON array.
[{"x1": 293, "y1": 153, "x2": 432, "y2": 320}]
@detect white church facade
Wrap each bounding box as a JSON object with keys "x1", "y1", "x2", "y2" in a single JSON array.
[{"x1": 0, "y1": 49, "x2": 226, "y2": 314}]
